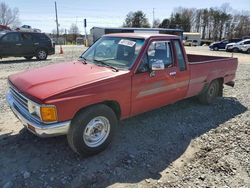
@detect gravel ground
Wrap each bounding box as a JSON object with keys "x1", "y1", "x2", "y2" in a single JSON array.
[{"x1": 0, "y1": 46, "x2": 249, "y2": 188}]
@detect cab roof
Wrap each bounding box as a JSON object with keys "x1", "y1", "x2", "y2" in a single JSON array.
[{"x1": 104, "y1": 33, "x2": 180, "y2": 40}]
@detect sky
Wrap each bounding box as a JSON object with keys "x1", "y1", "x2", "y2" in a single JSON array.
[{"x1": 4, "y1": 0, "x2": 250, "y2": 34}]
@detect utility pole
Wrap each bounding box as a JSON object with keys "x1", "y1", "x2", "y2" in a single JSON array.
[
  {"x1": 84, "y1": 18, "x2": 88, "y2": 47},
  {"x1": 54, "y1": 1, "x2": 59, "y2": 43},
  {"x1": 152, "y1": 8, "x2": 155, "y2": 28}
]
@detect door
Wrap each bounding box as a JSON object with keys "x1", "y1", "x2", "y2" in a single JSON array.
[
  {"x1": 131, "y1": 39, "x2": 190, "y2": 116},
  {"x1": 20, "y1": 33, "x2": 35, "y2": 55},
  {"x1": 0, "y1": 33, "x2": 22, "y2": 57}
]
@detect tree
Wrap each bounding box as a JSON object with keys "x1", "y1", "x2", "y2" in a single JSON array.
[
  {"x1": 69, "y1": 24, "x2": 79, "y2": 35},
  {"x1": 123, "y1": 11, "x2": 150, "y2": 28},
  {"x1": 0, "y1": 2, "x2": 20, "y2": 27},
  {"x1": 68, "y1": 24, "x2": 80, "y2": 43},
  {"x1": 159, "y1": 18, "x2": 170, "y2": 28}
]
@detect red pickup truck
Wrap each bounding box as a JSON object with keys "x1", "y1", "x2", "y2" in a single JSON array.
[{"x1": 7, "y1": 33, "x2": 238, "y2": 156}]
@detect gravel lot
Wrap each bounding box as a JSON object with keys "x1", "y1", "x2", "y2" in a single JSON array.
[{"x1": 0, "y1": 46, "x2": 249, "y2": 188}]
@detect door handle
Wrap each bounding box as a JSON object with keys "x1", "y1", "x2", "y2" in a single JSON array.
[
  {"x1": 169, "y1": 71, "x2": 176, "y2": 76},
  {"x1": 16, "y1": 43, "x2": 22, "y2": 46},
  {"x1": 34, "y1": 43, "x2": 39, "y2": 45}
]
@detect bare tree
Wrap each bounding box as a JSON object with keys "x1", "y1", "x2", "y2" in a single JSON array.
[
  {"x1": 0, "y1": 2, "x2": 20, "y2": 27},
  {"x1": 69, "y1": 24, "x2": 79, "y2": 35}
]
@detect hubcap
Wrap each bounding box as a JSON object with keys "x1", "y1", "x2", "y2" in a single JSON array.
[
  {"x1": 83, "y1": 116, "x2": 110, "y2": 147},
  {"x1": 208, "y1": 83, "x2": 216, "y2": 97},
  {"x1": 38, "y1": 50, "x2": 46, "y2": 59}
]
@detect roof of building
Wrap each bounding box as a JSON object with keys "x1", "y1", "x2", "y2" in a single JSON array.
[
  {"x1": 91, "y1": 26, "x2": 183, "y2": 32},
  {"x1": 104, "y1": 33, "x2": 180, "y2": 39}
]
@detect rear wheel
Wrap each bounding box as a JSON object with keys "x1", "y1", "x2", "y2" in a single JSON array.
[
  {"x1": 213, "y1": 47, "x2": 219, "y2": 51},
  {"x1": 198, "y1": 80, "x2": 220, "y2": 104},
  {"x1": 24, "y1": 56, "x2": 33, "y2": 60},
  {"x1": 232, "y1": 48, "x2": 239, "y2": 53},
  {"x1": 67, "y1": 104, "x2": 118, "y2": 156},
  {"x1": 36, "y1": 49, "x2": 48, "y2": 60}
]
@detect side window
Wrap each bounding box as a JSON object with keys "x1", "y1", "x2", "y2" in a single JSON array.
[
  {"x1": 148, "y1": 41, "x2": 173, "y2": 67},
  {"x1": 1, "y1": 33, "x2": 20, "y2": 43},
  {"x1": 138, "y1": 40, "x2": 173, "y2": 73},
  {"x1": 174, "y1": 40, "x2": 186, "y2": 71},
  {"x1": 21, "y1": 33, "x2": 33, "y2": 42}
]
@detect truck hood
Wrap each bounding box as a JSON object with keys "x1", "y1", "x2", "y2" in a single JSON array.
[{"x1": 9, "y1": 61, "x2": 128, "y2": 101}]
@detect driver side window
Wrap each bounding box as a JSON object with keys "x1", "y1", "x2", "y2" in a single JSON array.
[{"x1": 138, "y1": 40, "x2": 173, "y2": 73}]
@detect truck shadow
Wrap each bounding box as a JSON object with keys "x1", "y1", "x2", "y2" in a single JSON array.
[{"x1": 0, "y1": 97, "x2": 247, "y2": 187}]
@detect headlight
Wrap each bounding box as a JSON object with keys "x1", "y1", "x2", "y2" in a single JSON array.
[{"x1": 28, "y1": 101, "x2": 57, "y2": 123}]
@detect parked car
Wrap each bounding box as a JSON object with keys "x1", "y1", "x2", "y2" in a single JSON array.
[
  {"x1": 6, "y1": 33, "x2": 238, "y2": 156},
  {"x1": 183, "y1": 39, "x2": 198, "y2": 46},
  {"x1": 209, "y1": 38, "x2": 241, "y2": 51},
  {"x1": 226, "y1": 39, "x2": 250, "y2": 52},
  {"x1": 0, "y1": 31, "x2": 55, "y2": 60}
]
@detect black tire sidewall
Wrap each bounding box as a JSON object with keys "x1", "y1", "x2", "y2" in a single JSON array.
[
  {"x1": 68, "y1": 105, "x2": 117, "y2": 156},
  {"x1": 206, "y1": 80, "x2": 219, "y2": 104}
]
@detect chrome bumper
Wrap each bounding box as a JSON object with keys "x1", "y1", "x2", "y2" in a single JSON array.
[{"x1": 6, "y1": 91, "x2": 70, "y2": 137}]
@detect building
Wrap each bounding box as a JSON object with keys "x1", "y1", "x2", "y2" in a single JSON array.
[
  {"x1": 90, "y1": 27, "x2": 184, "y2": 43},
  {"x1": 183, "y1": 32, "x2": 201, "y2": 46}
]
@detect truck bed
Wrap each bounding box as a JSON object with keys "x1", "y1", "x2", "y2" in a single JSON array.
[{"x1": 186, "y1": 54, "x2": 238, "y2": 98}]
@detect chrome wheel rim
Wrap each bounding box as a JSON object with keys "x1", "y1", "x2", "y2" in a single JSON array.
[
  {"x1": 83, "y1": 116, "x2": 110, "y2": 147},
  {"x1": 38, "y1": 50, "x2": 46, "y2": 59}
]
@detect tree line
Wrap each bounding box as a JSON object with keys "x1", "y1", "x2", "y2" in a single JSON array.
[{"x1": 123, "y1": 4, "x2": 250, "y2": 41}]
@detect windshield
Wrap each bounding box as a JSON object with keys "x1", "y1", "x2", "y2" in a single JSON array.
[{"x1": 80, "y1": 37, "x2": 145, "y2": 69}]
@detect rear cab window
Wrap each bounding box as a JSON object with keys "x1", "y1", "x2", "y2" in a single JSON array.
[{"x1": 173, "y1": 40, "x2": 187, "y2": 71}]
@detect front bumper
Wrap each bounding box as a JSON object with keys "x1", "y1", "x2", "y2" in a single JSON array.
[{"x1": 6, "y1": 91, "x2": 70, "y2": 137}]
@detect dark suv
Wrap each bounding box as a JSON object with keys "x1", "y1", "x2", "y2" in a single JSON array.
[{"x1": 0, "y1": 31, "x2": 55, "y2": 60}]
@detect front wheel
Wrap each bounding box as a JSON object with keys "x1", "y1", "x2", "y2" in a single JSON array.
[
  {"x1": 67, "y1": 104, "x2": 118, "y2": 156},
  {"x1": 232, "y1": 48, "x2": 239, "y2": 53},
  {"x1": 198, "y1": 80, "x2": 220, "y2": 104},
  {"x1": 36, "y1": 49, "x2": 48, "y2": 60}
]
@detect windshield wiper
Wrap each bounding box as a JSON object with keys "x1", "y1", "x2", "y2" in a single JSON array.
[
  {"x1": 78, "y1": 56, "x2": 87, "y2": 64},
  {"x1": 93, "y1": 59, "x2": 119, "y2": 72}
]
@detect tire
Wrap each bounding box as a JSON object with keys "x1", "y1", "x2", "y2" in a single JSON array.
[
  {"x1": 24, "y1": 56, "x2": 33, "y2": 60},
  {"x1": 67, "y1": 104, "x2": 118, "y2": 156},
  {"x1": 213, "y1": 47, "x2": 219, "y2": 51},
  {"x1": 232, "y1": 48, "x2": 239, "y2": 53},
  {"x1": 247, "y1": 49, "x2": 250, "y2": 54},
  {"x1": 198, "y1": 80, "x2": 220, "y2": 104},
  {"x1": 36, "y1": 49, "x2": 48, "y2": 60}
]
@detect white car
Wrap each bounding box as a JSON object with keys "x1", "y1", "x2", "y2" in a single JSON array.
[{"x1": 226, "y1": 39, "x2": 250, "y2": 52}]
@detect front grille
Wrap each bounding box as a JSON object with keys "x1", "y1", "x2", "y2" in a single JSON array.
[{"x1": 9, "y1": 84, "x2": 29, "y2": 112}]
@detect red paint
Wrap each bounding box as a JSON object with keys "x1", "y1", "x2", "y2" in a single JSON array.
[{"x1": 8, "y1": 34, "x2": 238, "y2": 122}]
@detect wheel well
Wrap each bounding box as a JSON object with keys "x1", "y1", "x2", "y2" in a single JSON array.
[
  {"x1": 103, "y1": 101, "x2": 121, "y2": 119},
  {"x1": 73, "y1": 101, "x2": 121, "y2": 121}
]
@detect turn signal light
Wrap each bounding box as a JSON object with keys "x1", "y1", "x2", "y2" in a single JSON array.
[{"x1": 40, "y1": 106, "x2": 57, "y2": 122}]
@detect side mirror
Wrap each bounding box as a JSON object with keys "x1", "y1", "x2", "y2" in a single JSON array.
[{"x1": 150, "y1": 61, "x2": 165, "y2": 71}]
